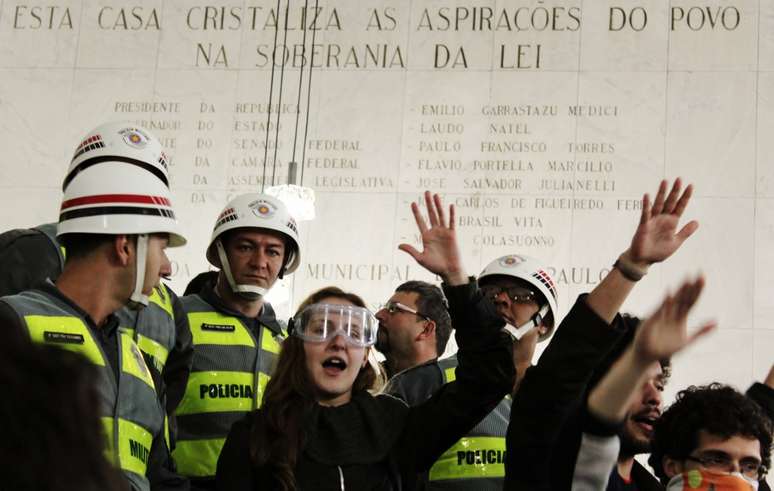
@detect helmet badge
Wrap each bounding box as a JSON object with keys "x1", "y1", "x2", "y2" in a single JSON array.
[
  {"x1": 499, "y1": 255, "x2": 524, "y2": 268},
  {"x1": 119, "y1": 128, "x2": 149, "y2": 148},
  {"x1": 249, "y1": 199, "x2": 276, "y2": 218}
]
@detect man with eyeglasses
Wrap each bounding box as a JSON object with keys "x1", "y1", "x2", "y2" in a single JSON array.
[
  {"x1": 375, "y1": 280, "x2": 452, "y2": 379},
  {"x1": 378, "y1": 194, "x2": 558, "y2": 490},
  {"x1": 648, "y1": 383, "x2": 773, "y2": 490}
]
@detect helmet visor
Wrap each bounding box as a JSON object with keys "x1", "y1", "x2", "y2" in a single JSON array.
[{"x1": 293, "y1": 303, "x2": 378, "y2": 347}]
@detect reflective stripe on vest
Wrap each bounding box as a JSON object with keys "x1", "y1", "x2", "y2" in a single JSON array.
[
  {"x1": 444, "y1": 366, "x2": 456, "y2": 383},
  {"x1": 25, "y1": 314, "x2": 106, "y2": 366},
  {"x1": 149, "y1": 285, "x2": 174, "y2": 317},
  {"x1": 119, "y1": 330, "x2": 156, "y2": 391},
  {"x1": 116, "y1": 417, "x2": 155, "y2": 476},
  {"x1": 134, "y1": 333, "x2": 170, "y2": 369},
  {"x1": 428, "y1": 436, "x2": 506, "y2": 481},
  {"x1": 3, "y1": 291, "x2": 164, "y2": 491},
  {"x1": 174, "y1": 294, "x2": 282, "y2": 479},
  {"x1": 116, "y1": 283, "x2": 176, "y2": 374},
  {"x1": 172, "y1": 438, "x2": 226, "y2": 478},
  {"x1": 176, "y1": 370, "x2": 270, "y2": 415},
  {"x1": 188, "y1": 311, "x2": 256, "y2": 347},
  {"x1": 101, "y1": 416, "x2": 155, "y2": 476}
]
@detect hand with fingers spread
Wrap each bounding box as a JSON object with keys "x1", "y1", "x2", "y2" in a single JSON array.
[
  {"x1": 399, "y1": 191, "x2": 467, "y2": 285},
  {"x1": 632, "y1": 276, "x2": 716, "y2": 364},
  {"x1": 629, "y1": 178, "x2": 699, "y2": 267},
  {"x1": 586, "y1": 276, "x2": 716, "y2": 429}
]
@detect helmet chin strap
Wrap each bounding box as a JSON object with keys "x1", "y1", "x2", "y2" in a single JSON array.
[
  {"x1": 215, "y1": 239, "x2": 268, "y2": 300},
  {"x1": 127, "y1": 234, "x2": 150, "y2": 310},
  {"x1": 503, "y1": 304, "x2": 550, "y2": 340}
]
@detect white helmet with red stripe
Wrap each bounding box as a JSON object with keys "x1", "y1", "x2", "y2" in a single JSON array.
[
  {"x1": 58, "y1": 162, "x2": 186, "y2": 307},
  {"x1": 207, "y1": 193, "x2": 300, "y2": 299},
  {"x1": 64, "y1": 121, "x2": 170, "y2": 191},
  {"x1": 479, "y1": 254, "x2": 559, "y2": 341}
]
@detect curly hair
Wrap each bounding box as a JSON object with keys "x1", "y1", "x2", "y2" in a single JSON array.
[
  {"x1": 249, "y1": 286, "x2": 377, "y2": 491},
  {"x1": 648, "y1": 383, "x2": 773, "y2": 484}
]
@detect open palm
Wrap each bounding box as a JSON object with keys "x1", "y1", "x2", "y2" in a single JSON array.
[
  {"x1": 630, "y1": 179, "x2": 698, "y2": 265},
  {"x1": 633, "y1": 276, "x2": 715, "y2": 362},
  {"x1": 399, "y1": 191, "x2": 463, "y2": 279}
]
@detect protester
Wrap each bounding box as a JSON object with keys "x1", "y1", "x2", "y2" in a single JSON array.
[{"x1": 215, "y1": 194, "x2": 514, "y2": 490}]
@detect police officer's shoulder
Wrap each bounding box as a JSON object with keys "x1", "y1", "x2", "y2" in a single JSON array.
[{"x1": 0, "y1": 228, "x2": 63, "y2": 297}]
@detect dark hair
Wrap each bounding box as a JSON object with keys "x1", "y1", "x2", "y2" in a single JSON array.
[
  {"x1": 395, "y1": 280, "x2": 452, "y2": 356},
  {"x1": 250, "y1": 286, "x2": 377, "y2": 490},
  {"x1": 648, "y1": 383, "x2": 773, "y2": 484},
  {"x1": 0, "y1": 334, "x2": 127, "y2": 491},
  {"x1": 58, "y1": 233, "x2": 115, "y2": 261}
]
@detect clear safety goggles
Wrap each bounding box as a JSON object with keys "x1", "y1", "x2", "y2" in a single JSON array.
[{"x1": 291, "y1": 303, "x2": 378, "y2": 347}]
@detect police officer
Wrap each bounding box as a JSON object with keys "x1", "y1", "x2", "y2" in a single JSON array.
[
  {"x1": 172, "y1": 193, "x2": 300, "y2": 490},
  {"x1": 0, "y1": 122, "x2": 193, "y2": 423},
  {"x1": 0, "y1": 147, "x2": 189, "y2": 491}
]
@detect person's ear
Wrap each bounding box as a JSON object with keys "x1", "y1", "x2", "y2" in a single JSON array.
[
  {"x1": 362, "y1": 348, "x2": 370, "y2": 369},
  {"x1": 113, "y1": 235, "x2": 133, "y2": 267},
  {"x1": 417, "y1": 320, "x2": 436, "y2": 341}
]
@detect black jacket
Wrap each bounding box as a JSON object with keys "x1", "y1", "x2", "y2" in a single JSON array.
[
  {"x1": 504, "y1": 294, "x2": 628, "y2": 490},
  {"x1": 215, "y1": 280, "x2": 515, "y2": 490}
]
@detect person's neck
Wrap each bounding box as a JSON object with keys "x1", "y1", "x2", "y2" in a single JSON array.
[
  {"x1": 215, "y1": 279, "x2": 264, "y2": 318},
  {"x1": 616, "y1": 455, "x2": 635, "y2": 481},
  {"x1": 317, "y1": 390, "x2": 352, "y2": 407},
  {"x1": 56, "y1": 265, "x2": 124, "y2": 327},
  {"x1": 389, "y1": 349, "x2": 435, "y2": 376}
]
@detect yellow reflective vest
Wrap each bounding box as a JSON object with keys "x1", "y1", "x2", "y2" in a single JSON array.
[
  {"x1": 2, "y1": 289, "x2": 165, "y2": 491},
  {"x1": 172, "y1": 294, "x2": 284, "y2": 480},
  {"x1": 384, "y1": 355, "x2": 510, "y2": 490},
  {"x1": 429, "y1": 357, "x2": 510, "y2": 489},
  {"x1": 116, "y1": 284, "x2": 177, "y2": 376}
]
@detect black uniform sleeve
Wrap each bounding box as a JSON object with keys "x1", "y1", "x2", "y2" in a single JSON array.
[
  {"x1": 216, "y1": 417, "x2": 256, "y2": 491},
  {"x1": 146, "y1": 423, "x2": 190, "y2": 491},
  {"x1": 504, "y1": 294, "x2": 626, "y2": 491},
  {"x1": 164, "y1": 288, "x2": 193, "y2": 417},
  {"x1": 0, "y1": 299, "x2": 29, "y2": 347},
  {"x1": 392, "y1": 279, "x2": 515, "y2": 476},
  {"x1": 0, "y1": 231, "x2": 62, "y2": 297}
]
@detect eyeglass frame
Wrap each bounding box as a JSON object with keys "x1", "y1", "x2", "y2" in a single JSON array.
[
  {"x1": 683, "y1": 451, "x2": 766, "y2": 480},
  {"x1": 480, "y1": 285, "x2": 537, "y2": 304},
  {"x1": 383, "y1": 300, "x2": 432, "y2": 322}
]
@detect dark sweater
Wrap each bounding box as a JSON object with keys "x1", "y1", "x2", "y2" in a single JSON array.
[{"x1": 504, "y1": 294, "x2": 629, "y2": 490}]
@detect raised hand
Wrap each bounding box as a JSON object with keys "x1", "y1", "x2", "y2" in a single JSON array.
[
  {"x1": 630, "y1": 178, "x2": 699, "y2": 266},
  {"x1": 633, "y1": 276, "x2": 716, "y2": 363},
  {"x1": 398, "y1": 191, "x2": 466, "y2": 284}
]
